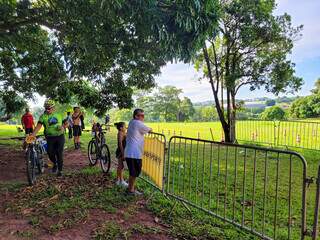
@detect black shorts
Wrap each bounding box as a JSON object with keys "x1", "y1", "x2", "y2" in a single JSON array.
[
  {"x1": 125, "y1": 158, "x2": 142, "y2": 177},
  {"x1": 25, "y1": 128, "x2": 33, "y2": 135},
  {"x1": 73, "y1": 125, "x2": 82, "y2": 136}
]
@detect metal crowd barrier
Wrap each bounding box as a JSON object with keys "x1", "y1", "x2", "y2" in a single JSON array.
[
  {"x1": 141, "y1": 132, "x2": 166, "y2": 192},
  {"x1": 237, "y1": 120, "x2": 320, "y2": 151},
  {"x1": 166, "y1": 136, "x2": 308, "y2": 240},
  {"x1": 156, "y1": 120, "x2": 320, "y2": 151},
  {"x1": 140, "y1": 132, "x2": 320, "y2": 239}
]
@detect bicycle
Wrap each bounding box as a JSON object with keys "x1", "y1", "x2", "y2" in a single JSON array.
[
  {"x1": 25, "y1": 136, "x2": 46, "y2": 185},
  {"x1": 87, "y1": 123, "x2": 111, "y2": 173}
]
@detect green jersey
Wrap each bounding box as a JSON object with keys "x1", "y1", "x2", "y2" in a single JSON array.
[{"x1": 38, "y1": 112, "x2": 64, "y2": 136}]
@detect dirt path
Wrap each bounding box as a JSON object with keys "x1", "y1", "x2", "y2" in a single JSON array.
[
  {"x1": 0, "y1": 145, "x2": 88, "y2": 183},
  {"x1": 0, "y1": 146, "x2": 173, "y2": 240}
]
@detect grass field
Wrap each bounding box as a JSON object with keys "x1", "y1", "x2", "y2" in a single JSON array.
[
  {"x1": 0, "y1": 123, "x2": 259, "y2": 239},
  {"x1": 148, "y1": 120, "x2": 320, "y2": 239},
  {"x1": 148, "y1": 119, "x2": 320, "y2": 150},
  {"x1": 1, "y1": 122, "x2": 320, "y2": 239}
]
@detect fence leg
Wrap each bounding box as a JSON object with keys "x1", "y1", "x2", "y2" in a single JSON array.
[
  {"x1": 168, "y1": 198, "x2": 193, "y2": 218},
  {"x1": 146, "y1": 189, "x2": 158, "y2": 204},
  {"x1": 210, "y1": 128, "x2": 214, "y2": 141},
  {"x1": 168, "y1": 200, "x2": 178, "y2": 218},
  {"x1": 312, "y1": 166, "x2": 320, "y2": 240}
]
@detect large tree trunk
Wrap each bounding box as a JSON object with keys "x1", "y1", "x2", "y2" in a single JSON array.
[
  {"x1": 202, "y1": 45, "x2": 232, "y2": 142},
  {"x1": 229, "y1": 91, "x2": 237, "y2": 142}
]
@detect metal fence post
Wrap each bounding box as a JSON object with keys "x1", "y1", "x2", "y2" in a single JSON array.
[{"x1": 312, "y1": 166, "x2": 320, "y2": 240}]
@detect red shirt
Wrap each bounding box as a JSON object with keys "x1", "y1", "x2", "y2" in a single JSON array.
[{"x1": 21, "y1": 113, "x2": 34, "y2": 129}]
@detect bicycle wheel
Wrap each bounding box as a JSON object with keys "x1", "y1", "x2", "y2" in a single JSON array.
[
  {"x1": 37, "y1": 150, "x2": 45, "y2": 174},
  {"x1": 88, "y1": 140, "x2": 98, "y2": 166},
  {"x1": 100, "y1": 144, "x2": 111, "y2": 173},
  {"x1": 36, "y1": 145, "x2": 45, "y2": 174},
  {"x1": 26, "y1": 148, "x2": 37, "y2": 185}
]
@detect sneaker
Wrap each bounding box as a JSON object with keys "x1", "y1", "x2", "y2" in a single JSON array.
[
  {"x1": 127, "y1": 190, "x2": 143, "y2": 196},
  {"x1": 116, "y1": 180, "x2": 128, "y2": 188},
  {"x1": 52, "y1": 165, "x2": 58, "y2": 174},
  {"x1": 120, "y1": 181, "x2": 128, "y2": 188},
  {"x1": 57, "y1": 171, "x2": 63, "y2": 177}
]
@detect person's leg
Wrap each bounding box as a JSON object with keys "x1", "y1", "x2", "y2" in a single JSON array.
[
  {"x1": 132, "y1": 159, "x2": 142, "y2": 191},
  {"x1": 126, "y1": 158, "x2": 142, "y2": 193},
  {"x1": 73, "y1": 127, "x2": 77, "y2": 148},
  {"x1": 46, "y1": 137, "x2": 57, "y2": 172},
  {"x1": 117, "y1": 158, "x2": 124, "y2": 181},
  {"x1": 68, "y1": 126, "x2": 72, "y2": 139},
  {"x1": 73, "y1": 126, "x2": 79, "y2": 149},
  {"x1": 128, "y1": 175, "x2": 136, "y2": 192},
  {"x1": 77, "y1": 128, "x2": 82, "y2": 147},
  {"x1": 126, "y1": 158, "x2": 136, "y2": 192},
  {"x1": 55, "y1": 135, "x2": 65, "y2": 174}
]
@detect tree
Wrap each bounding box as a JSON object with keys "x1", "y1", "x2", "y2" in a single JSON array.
[
  {"x1": 311, "y1": 78, "x2": 320, "y2": 95},
  {"x1": 260, "y1": 106, "x2": 286, "y2": 120},
  {"x1": 154, "y1": 86, "x2": 182, "y2": 122},
  {"x1": 266, "y1": 99, "x2": 276, "y2": 107},
  {"x1": 112, "y1": 109, "x2": 132, "y2": 122},
  {"x1": 194, "y1": 0, "x2": 302, "y2": 142},
  {"x1": 0, "y1": 91, "x2": 27, "y2": 121},
  {"x1": 0, "y1": 0, "x2": 219, "y2": 117},
  {"x1": 178, "y1": 97, "x2": 195, "y2": 121},
  {"x1": 289, "y1": 95, "x2": 320, "y2": 118},
  {"x1": 135, "y1": 92, "x2": 160, "y2": 122},
  {"x1": 199, "y1": 106, "x2": 218, "y2": 122}
]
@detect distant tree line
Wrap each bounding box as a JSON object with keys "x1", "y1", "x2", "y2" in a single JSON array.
[
  {"x1": 102, "y1": 79, "x2": 320, "y2": 123},
  {"x1": 289, "y1": 78, "x2": 320, "y2": 119}
]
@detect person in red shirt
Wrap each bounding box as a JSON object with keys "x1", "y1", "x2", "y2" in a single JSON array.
[{"x1": 21, "y1": 108, "x2": 35, "y2": 135}]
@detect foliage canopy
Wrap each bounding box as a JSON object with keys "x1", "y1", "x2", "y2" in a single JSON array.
[{"x1": 0, "y1": 0, "x2": 219, "y2": 117}]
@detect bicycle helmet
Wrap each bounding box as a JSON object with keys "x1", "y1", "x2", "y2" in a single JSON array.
[{"x1": 44, "y1": 99, "x2": 55, "y2": 109}]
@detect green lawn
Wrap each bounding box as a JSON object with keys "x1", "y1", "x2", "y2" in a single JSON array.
[
  {"x1": 147, "y1": 121, "x2": 320, "y2": 239},
  {"x1": 166, "y1": 138, "x2": 319, "y2": 240},
  {"x1": 1, "y1": 122, "x2": 320, "y2": 239},
  {"x1": 148, "y1": 119, "x2": 320, "y2": 150}
]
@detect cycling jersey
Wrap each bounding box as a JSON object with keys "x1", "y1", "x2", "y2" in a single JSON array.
[{"x1": 38, "y1": 112, "x2": 64, "y2": 136}]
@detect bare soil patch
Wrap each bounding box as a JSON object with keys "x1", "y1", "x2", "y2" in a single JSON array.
[{"x1": 0, "y1": 147, "x2": 173, "y2": 240}]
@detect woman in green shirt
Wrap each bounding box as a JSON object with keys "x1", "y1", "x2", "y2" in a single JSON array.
[{"x1": 32, "y1": 99, "x2": 68, "y2": 176}]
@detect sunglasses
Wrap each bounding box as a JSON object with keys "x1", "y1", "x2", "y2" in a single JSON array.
[{"x1": 137, "y1": 114, "x2": 145, "y2": 118}]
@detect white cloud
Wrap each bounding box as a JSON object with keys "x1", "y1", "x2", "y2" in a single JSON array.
[{"x1": 155, "y1": 63, "x2": 214, "y2": 102}]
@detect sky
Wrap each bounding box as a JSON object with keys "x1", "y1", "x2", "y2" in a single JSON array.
[
  {"x1": 154, "y1": 0, "x2": 320, "y2": 102},
  {"x1": 30, "y1": 0, "x2": 320, "y2": 107}
]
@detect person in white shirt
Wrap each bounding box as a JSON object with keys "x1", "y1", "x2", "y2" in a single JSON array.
[{"x1": 125, "y1": 109, "x2": 152, "y2": 195}]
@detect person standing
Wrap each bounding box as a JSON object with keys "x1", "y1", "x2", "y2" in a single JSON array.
[
  {"x1": 66, "y1": 112, "x2": 73, "y2": 139},
  {"x1": 124, "y1": 109, "x2": 152, "y2": 195},
  {"x1": 72, "y1": 107, "x2": 83, "y2": 149},
  {"x1": 115, "y1": 122, "x2": 128, "y2": 187},
  {"x1": 32, "y1": 99, "x2": 68, "y2": 176},
  {"x1": 21, "y1": 108, "x2": 35, "y2": 135}
]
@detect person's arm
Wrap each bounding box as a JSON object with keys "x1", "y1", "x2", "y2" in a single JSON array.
[
  {"x1": 21, "y1": 116, "x2": 25, "y2": 129},
  {"x1": 72, "y1": 113, "x2": 80, "y2": 121},
  {"x1": 32, "y1": 123, "x2": 42, "y2": 137},
  {"x1": 62, "y1": 118, "x2": 69, "y2": 130},
  {"x1": 138, "y1": 121, "x2": 152, "y2": 134},
  {"x1": 118, "y1": 132, "x2": 125, "y2": 159}
]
